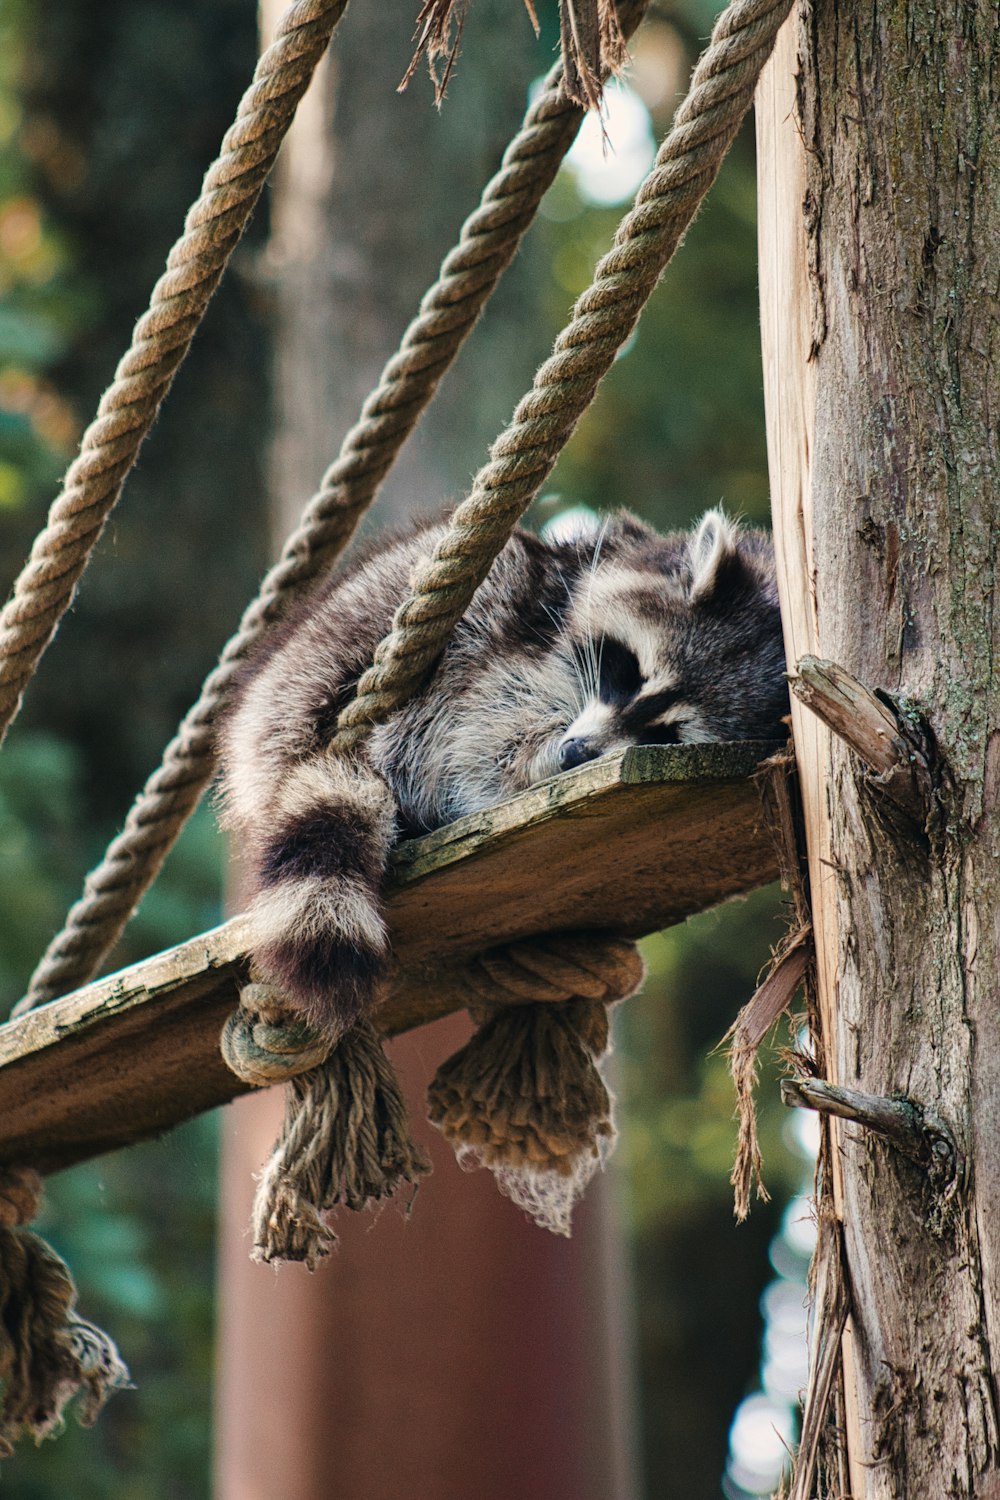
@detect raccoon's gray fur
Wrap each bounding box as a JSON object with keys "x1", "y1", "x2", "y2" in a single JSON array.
[{"x1": 219, "y1": 509, "x2": 788, "y2": 1037}]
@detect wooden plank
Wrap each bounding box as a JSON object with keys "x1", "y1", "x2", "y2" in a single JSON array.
[{"x1": 0, "y1": 741, "x2": 781, "y2": 1173}]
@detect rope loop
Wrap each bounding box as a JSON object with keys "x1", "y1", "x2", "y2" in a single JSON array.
[
  {"x1": 221, "y1": 985, "x2": 333, "y2": 1086},
  {"x1": 462, "y1": 933, "x2": 645, "y2": 1016}
]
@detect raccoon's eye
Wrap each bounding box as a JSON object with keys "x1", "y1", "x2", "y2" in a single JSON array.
[
  {"x1": 596, "y1": 638, "x2": 644, "y2": 703},
  {"x1": 637, "y1": 721, "x2": 681, "y2": 746}
]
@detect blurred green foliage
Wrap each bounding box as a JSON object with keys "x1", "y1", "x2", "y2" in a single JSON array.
[
  {"x1": 0, "y1": 0, "x2": 263, "y2": 1492},
  {"x1": 619, "y1": 893, "x2": 801, "y2": 1495},
  {"x1": 0, "y1": 0, "x2": 84, "y2": 516},
  {"x1": 534, "y1": 142, "x2": 770, "y2": 531},
  {"x1": 0, "y1": 0, "x2": 795, "y2": 1495}
]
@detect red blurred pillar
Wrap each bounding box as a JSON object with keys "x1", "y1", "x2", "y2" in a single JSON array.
[{"x1": 214, "y1": 1013, "x2": 639, "y2": 1500}]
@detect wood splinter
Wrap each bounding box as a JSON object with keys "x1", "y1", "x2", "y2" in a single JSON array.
[
  {"x1": 787, "y1": 655, "x2": 934, "y2": 820},
  {"x1": 781, "y1": 1077, "x2": 960, "y2": 1194}
]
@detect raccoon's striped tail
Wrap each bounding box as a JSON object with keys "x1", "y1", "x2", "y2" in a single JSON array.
[{"x1": 245, "y1": 754, "x2": 396, "y2": 1040}]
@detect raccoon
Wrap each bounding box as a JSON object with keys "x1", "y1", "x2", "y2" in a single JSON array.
[{"x1": 219, "y1": 508, "x2": 788, "y2": 1039}]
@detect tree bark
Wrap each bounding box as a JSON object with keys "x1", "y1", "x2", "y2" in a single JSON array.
[{"x1": 758, "y1": 4, "x2": 1000, "y2": 1497}]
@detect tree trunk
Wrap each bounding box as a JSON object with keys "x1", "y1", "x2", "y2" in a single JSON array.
[
  {"x1": 215, "y1": 3, "x2": 639, "y2": 1497},
  {"x1": 758, "y1": 5, "x2": 1000, "y2": 1497}
]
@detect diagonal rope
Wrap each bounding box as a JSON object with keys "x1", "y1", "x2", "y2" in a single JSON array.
[
  {"x1": 18, "y1": 0, "x2": 651, "y2": 1016},
  {"x1": 0, "y1": 0, "x2": 349, "y2": 751},
  {"x1": 331, "y1": 0, "x2": 795, "y2": 750}
]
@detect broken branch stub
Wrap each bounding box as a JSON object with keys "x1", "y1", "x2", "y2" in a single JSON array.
[
  {"x1": 787, "y1": 655, "x2": 933, "y2": 820},
  {"x1": 781, "y1": 1077, "x2": 960, "y2": 1195}
]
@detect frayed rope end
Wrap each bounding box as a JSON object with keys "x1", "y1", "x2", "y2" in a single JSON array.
[
  {"x1": 249, "y1": 1016, "x2": 430, "y2": 1268},
  {"x1": 428, "y1": 998, "x2": 616, "y2": 1235},
  {"x1": 0, "y1": 1168, "x2": 131, "y2": 1458}
]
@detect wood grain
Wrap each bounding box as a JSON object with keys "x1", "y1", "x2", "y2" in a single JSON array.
[
  {"x1": 0, "y1": 741, "x2": 780, "y2": 1174},
  {"x1": 756, "y1": 18, "x2": 854, "y2": 1489},
  {"x1": 759, "y1": 4, "x2": 1000, "y2": 1494}
]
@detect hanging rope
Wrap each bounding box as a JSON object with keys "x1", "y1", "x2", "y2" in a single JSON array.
[
  {"x1": 247, "y1": 1014, "x2": 432, "y2": 1268},
  {"x1": 0, "y1": 0, "x2": 349, "y2": 754},
  {"x1": 0, "y1": 1168, "x2": 130, "y2": 1454},
  {"x1": 225, "y1": 934, "x2": 644, "y2": 1260},
  {"x1": 426, "y1": 935, "x2": 645, "y2": 1235},
  {"x1": 332, "y1": 0, "x2": 796, "y2": 750},
  {"x1": 18, "y1": 0, "x2": 651, "y2": 1016}
]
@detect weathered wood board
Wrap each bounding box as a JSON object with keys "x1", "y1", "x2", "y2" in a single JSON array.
[{"x1": 0, "y1": 741, "x2": 781, "y2": 1173}]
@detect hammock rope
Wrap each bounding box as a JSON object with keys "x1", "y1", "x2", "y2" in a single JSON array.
[
  {"x1": 17, "y1": 0, "x2": 652, "y2": 1015},
  {"x1": 0, "y1": 0, "x2": 348, "y2": 753}
]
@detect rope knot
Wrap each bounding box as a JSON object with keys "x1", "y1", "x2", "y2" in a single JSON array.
[
  {"x1": 0, "y1": 1170, "x2": 131, "y2": 1454},
  {"x1": 462, "y1": 933, "x2": 645, "y2": 1021},
  {"x1": 0, "y1": 1167, "x2": 42, "y2": 1229},
  {"x1": 428, "y1": 933, "x2": 646, "y2": 1235},
  {"x1": 221, "y1": 984, "x2": 333, "y2": 1086}
]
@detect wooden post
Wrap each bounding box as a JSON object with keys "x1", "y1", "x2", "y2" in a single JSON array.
[{"x1": 758, "y1": 5, "x2": 1000, "y2": 1496}]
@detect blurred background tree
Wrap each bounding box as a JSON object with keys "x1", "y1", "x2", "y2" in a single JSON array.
[{"x1": 0, "y1": 0, "x2": 802, "y2": 1494}]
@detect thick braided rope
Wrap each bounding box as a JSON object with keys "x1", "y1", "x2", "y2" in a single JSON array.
[
  {"x1": 0, "y1": 0, "x2": 348, "y2": 751},
  {"x1": 332, "y1": 0, "x2": 795, "y2": 750},
  {"x1": 462, "y1": 933, "x2": 645, "y2": 1011},
  {"x1": 223, "y1": 935, "x2": 645, "y2": 1086},
  {"x1": 18, "y1": 8, "x2": 652, "y2": 1016}
]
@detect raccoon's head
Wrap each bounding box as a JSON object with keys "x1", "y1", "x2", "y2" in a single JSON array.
[{"x1": 535, "y1": 509, "x2": 788, "y2": 780}]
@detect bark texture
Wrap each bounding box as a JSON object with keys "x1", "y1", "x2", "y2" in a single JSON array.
[{"x1": 759, "y1": 3, "x2": 1000, "y2": 1496}]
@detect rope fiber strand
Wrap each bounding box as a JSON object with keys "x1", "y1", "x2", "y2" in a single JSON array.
[
  {"x1": 425, "y1": 935, "x2": 645, "y2": 1235},
  {"x1": 18, "y1": 0, "x2": 651, "y2": 1016},
  {"x1": 0, "y1": 1168, "x2": 131, "y2": 1455},
  {"x1": 331, "y1": 0, "x2": 795, "y2": 750},
  {"x1": 0, "y1": 0, "x2": 349, "y2": 752}
]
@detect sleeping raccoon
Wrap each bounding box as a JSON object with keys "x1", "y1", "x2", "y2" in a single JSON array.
[{"x1": 219, "y1": 509, "x2": 788, "y2": 1039}]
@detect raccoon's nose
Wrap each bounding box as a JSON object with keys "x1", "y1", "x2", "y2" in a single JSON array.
[{"x1": 558, "y1": 736, "x2": 598, "y2": 771}]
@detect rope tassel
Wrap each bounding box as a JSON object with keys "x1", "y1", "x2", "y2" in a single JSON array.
[
  {"x1": 0, "y1": 1169, "x2": 131, "y2": 1455},
  {"x1": 227, "y1": 1001, "x2": 431, "y2": 1270},
  {"x1": 428, "y1": 936, "x2": 645, "y2": 1235}
]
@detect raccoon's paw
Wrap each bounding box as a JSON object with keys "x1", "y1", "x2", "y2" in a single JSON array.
[{"x1": 248, "y1": 880, "x2": 390, "y2": 1042}]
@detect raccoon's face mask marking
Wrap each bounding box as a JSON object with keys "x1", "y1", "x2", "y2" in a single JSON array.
[
  {"x1": 555, "y1": 633, "x2": 707, "y2": 773},
  {"x1": 524, "y1": 509, "x2": 786, "y2": 786}
]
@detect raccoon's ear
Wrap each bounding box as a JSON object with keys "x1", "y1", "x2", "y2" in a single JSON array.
[
  {"x1": 541, "y1": 505, "x2": 604, "y2": 545},
  {"x1": 686, "y1": 508, "x2": 746, "y2": 605}
]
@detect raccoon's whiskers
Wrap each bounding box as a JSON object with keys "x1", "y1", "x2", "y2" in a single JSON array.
[{"x1": 580, "y1": 518, "x2": 611, "y2": 707}]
